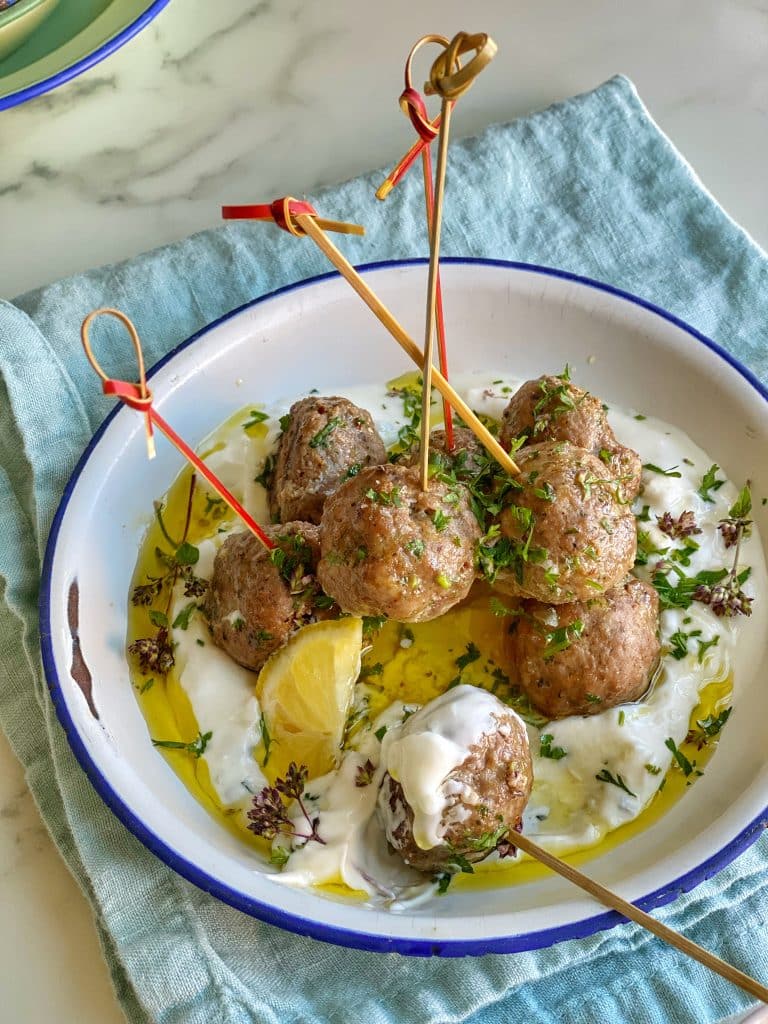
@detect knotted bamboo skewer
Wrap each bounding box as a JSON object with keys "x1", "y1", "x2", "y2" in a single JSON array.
[
  {"x1": 81, "y1": 308, "x2": 275, "y2": 550},
  {"x1": 222, "y1": 199, "x2": 520, "y2": 476},
  {"x1": 416, "y1": 31, "x2": 497, "y2": 490},
  {"x1": 381, "y1": 34, "x2": 457, "y2": 453}
]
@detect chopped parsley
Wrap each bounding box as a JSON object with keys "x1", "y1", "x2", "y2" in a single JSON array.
[
  {"x1": 455, "y1": 642, "x2": 481, "y2": 671},
  {"x1": 665, "y1": 737, "x2": 702, "y2": 778},
  {"x1": 243, "y1": 409, "x2": 269, "y2": 429},
  {"x1": 595, "y1": 768, "x2": 635, "y2": 796},
  {"x1": 171, "y1": 601, "x2": 197, "y2": 631},
  {"x1": 539, "y1": 734, "x2": 567, "y2": 760},
  {"x1": 432, "y1": 509, "x2": 450, "y2": 532},
  {"x1": 697, "y1": 464, "x2": 725, "y2": 503},
  {"x1": 152, "y1": 730, "x2": 212, "y2": 758},
  {"x1": 259, "y1": 713, "x2": 273, "y2": 766},
  {"x1": 309, "y1": 416, "x2": 343, "y2": 449},
  {"x1": 643, "y1": 463, "x2": 682, "y2": 478},
  {"x1": 667, "y1": 627, "x2": 702, "y2": 661},
  {"x1": 365, "y1": 486, "x2": 403, "y2": 507},
  {"x1": 542, "y1": 619, "x2": 584, "y2": 660}
]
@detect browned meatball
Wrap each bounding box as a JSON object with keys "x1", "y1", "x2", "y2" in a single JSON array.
[
  {"x1": 488, "y1": 441, "x2": 636, "y2": 603},
  {"x1": 269, "y1": 396, "x2": 387, "y2": 524},
  {"x1": 318, "y1": 463, "x2": 480, "y2": 622},
  {"x1": 378, "y1": 685, "x2": 533, "y2": 873},
  {"x1": 206, "y1": 522, "x2": 333, "y2": 671},
  {"x1": 499, "y1": 375, "x2": 641, "y2": 499},
  {"x1": 406, "y1": 426, "x2": 486, "y2": 480},
  {"x1": 506, "y1": 578, "x2": 660, "y2": 719}
]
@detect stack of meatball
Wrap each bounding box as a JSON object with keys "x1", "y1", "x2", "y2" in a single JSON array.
[{"x1": 205, "y1": 374, "x2": 661, "y2": 875}]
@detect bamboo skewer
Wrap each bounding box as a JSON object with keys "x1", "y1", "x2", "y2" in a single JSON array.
[
  {"x1": 81, "y1": 308, "x2": 275, "y2": 551},
  {"x1": 293, "y1": 211, "x2": 519, "y2": 476},
  {"x1": 514, "y1": 831, "x2": 768, "y2": 1004},
  {"x1": 416, "y1": 32, "x2": 497, "y2": 489},
  {"x1": 392, "y1": 34, "x2": 456, "y2": 452},
  {"x1": 418, "y1": 98, "x2": 451, "y2": 490}
]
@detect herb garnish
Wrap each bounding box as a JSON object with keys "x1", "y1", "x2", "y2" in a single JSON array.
[
  {"x1": 152, "y1": 730, "x2": 212, "y2": 758},
  {"x1": 254, "y1": 454, "x2": 276, "y2": 490},
  {"x1": 455, "y1": 642, "x2": 481, "y2": 671},
  {"x1": 130, "y1": 475, "x2": 207, "y2": 675},
  {"x1": 365, "y1": 486, "x2": 403, "y2": 507},
  {"x1": 643, "y1": 463, "x2": 682, "y2": 478},
  {"x1": 309, "y1": 416, "x2": 343, "y2": 449},
  {"x1": 540, "y1": 734, "x2": 567, "y2": 760},
  {"x1": 246, "y1": 762, "x2": 325, "y2": 847},
  {"x1": 595, "y1": 769, "x2": 636, "y2": 796},
  {"x1": 698, "y1": 464, "x2": 725, "y2": 503},
  {"x1": 542, "y1": 619, "x2": 584, "y2": 660},
  {"x1": 665, "y1": 737, "x2": 701, "y2": 778},
  {"x1": 718, "y1": 484, "x2": 752, "y2": 548},
  {"x1": 171, "y1": 601, "x2": 197, "y2": 631},
  {"x1": 355, "y1": 759, "x2": 376, "y2": 787},
  {"x1": 432, "y1": 509, "x2": 450, "y2": 532},
  {"x1": 259, "y1": 713, "x2": 274, "y2": 767},
  {"x1": 243, "y1": 409, "x2": 269, "y2": 430},
  {"x1": 657, "y1": 510, "x2": 700, "y2": 540},
  {"x1": 687, "y1": 707, "x2": 732, "y2": 749}
]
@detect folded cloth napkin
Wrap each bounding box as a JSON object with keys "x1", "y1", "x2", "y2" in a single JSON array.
[{"x1": 1, "y1": 74, "x2": 767, "y2": 1024}]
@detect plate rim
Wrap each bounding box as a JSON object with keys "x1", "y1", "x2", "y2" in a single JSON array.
[
  {"x1": 39, "y1": 257, "x2": 768, "y2": 956},
  {"x1": 0, "y1": 0, "x2": 171, "y2": 112}
]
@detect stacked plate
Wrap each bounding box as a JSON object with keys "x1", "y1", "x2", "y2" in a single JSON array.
[{"x1": 0, "y1": 0, "x2": 169, "y2": 110}]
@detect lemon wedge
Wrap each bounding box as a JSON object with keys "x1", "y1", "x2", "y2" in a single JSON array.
[{"x1": 256, "y1": 618, "x2": 362, "y2": 782}]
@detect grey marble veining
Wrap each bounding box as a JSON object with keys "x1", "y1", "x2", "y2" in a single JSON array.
[{"x1": 3, "y1": 0, "x2": 768, "y2": 299}]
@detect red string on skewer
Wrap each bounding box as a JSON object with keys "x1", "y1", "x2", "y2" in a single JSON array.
[
  {"x1": 222, "y1": 197, "x2": 364, "y2": 237},
  {"x1": 81, "y1": 308, "x2": 275, "y2": 552}
]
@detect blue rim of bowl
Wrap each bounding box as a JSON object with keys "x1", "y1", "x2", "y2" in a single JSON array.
[
  {"x1": 39, "y1": 258, "x2": 768, "y2": 956},
  {"x1": 0, "y1": 0, "x2": 171, "y2": 112}
]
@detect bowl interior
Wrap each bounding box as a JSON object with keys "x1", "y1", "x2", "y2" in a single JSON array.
[
  {"x1": 42, "y1": 261, "x2": 768, "y2": 954},
  {"x1": 0, "y1": 0, "x2": 168, "y2": 107}
]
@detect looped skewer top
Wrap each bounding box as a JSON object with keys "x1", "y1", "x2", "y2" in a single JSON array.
[
  {"x1": 425, "y1": 31, "x2": 497, "y2": 100},
  {"x1": 80, "y1": 308, "x2": 275, "y2": 551},
  {"x1": 399, "y1": 33, "x2": 454, "y2": 143},
  {"x1": 222, "y1": 197, "x2": 365, "y2": 238},
  {"x1": 82, "y1": 308, "x2": 156, "y2": 459}
]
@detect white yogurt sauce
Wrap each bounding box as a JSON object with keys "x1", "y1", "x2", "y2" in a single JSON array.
[
  {"x1": 383, "y1": 685, "x2": 514, "y2": 850},
  {"x1": 165, "y1": 373, "x2": 767, "y2": 894}
]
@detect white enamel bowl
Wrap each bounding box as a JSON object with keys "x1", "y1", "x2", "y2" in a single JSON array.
[{"x1": 40, "y1": 259, "x2": 768, "y2": 955}]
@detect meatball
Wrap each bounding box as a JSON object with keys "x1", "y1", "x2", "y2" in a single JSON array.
[
  {"x1": 489, "y1": 441, "x2": 636, "y2": 603},
  {"x1": 318, "y1": 463, "x2": 480, "y2": 622},
  {"x1": 206, "y1": 522, "x2": 332, "y2": 671},
  {"x1": 506, "y1": 578, "x2": 660, "y2": 719},
  {"x1": 378, "y1": 685, "x2": 533, "y2": 873},
  {"x1": 406, "y1": 426, "x2": 486, "y2": 480},
  {"x1": 499, "y1": 375, "x2": 641, "y2": 499},
  {"x1": 269, "y1": 396, "x2": 387, "y2": 524}
]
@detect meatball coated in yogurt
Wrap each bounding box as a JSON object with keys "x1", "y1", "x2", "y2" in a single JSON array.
[
  {"x1": 499, "y1": 375, "x2": 641, "y2": 499},
  {"x1": 490, "y1": 440, "x2": 636, "y2": 603},
  {"x1": 269, "y1": 396, "x2": 387, "y2": 524},
  {"x1": 378, "y1": 685, "x2": 533, "y2": 874},
  {"x1": 318, "y1": 463, "x2": 480, "y2": 622},
  {"x1": 506, "y1": 578, "x2": 661, "y2": 719},
  {"x1": 206, "y1": 522, "x2": 332, "y2": 672}
]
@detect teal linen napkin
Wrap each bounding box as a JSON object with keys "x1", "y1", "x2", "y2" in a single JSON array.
[{"x1": 1, "y1": 75, "x2": 767, "y2": 1024}]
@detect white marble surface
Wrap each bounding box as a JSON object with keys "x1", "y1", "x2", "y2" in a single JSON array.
[{"x1": 2, "y1": 1, "x2": 768, "y2": 1021}]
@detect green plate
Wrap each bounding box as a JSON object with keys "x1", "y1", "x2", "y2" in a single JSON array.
[{"x1": 0, "y1": 0, "x2": 170, "y2": 110}]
